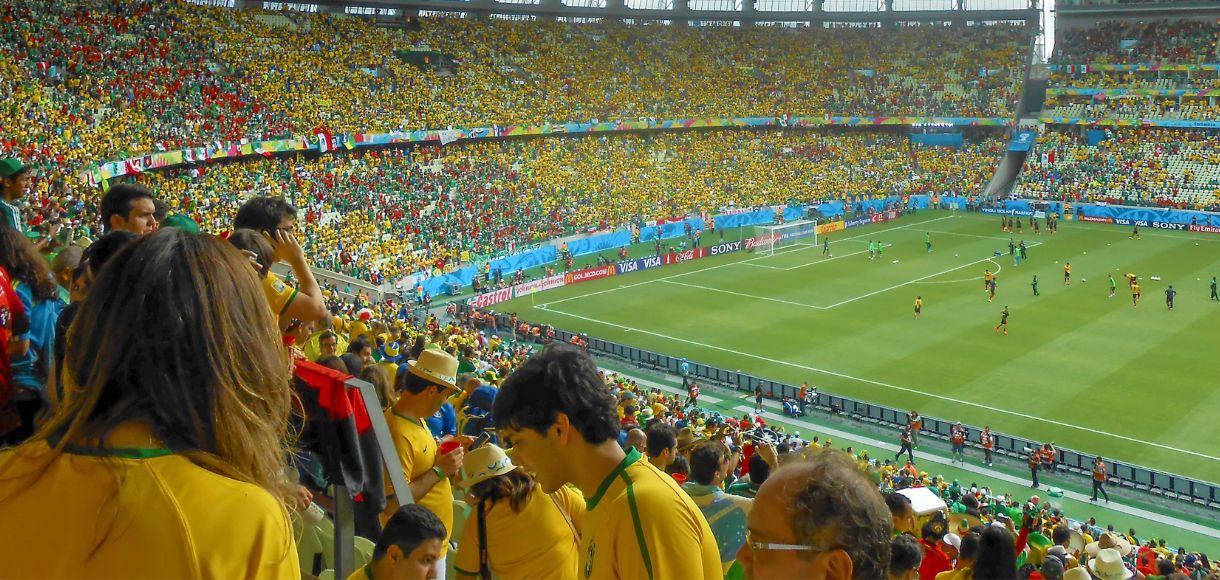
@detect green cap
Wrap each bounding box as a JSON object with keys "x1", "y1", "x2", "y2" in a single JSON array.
[
  {"x1": 0, "y1": 158, "x2": 28, "y2": 179},
  {"x1": 160, "y1": 214, "x2": 201, "y2": 233}
]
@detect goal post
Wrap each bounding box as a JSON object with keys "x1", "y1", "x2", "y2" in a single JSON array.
[{"x1": 752, "y1": 220, "x2": 818, "y2": 257}]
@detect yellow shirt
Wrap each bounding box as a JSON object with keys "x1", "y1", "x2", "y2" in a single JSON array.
[
  {"x1": 580, "y1": 449, "x2": 721, "y2": 580},
  {"x1": 263, "y1": 272, "x2": 299, "y2": 316},
  {"x1": 382, "y1": 409, "x2": 455, "y2": 544},
  {"x1": 454, "y1": 484, "x2": 585, "y2": 579},
  {"x1": 346, "y1": 564, "x2": 373, "y2": 580},
  {"x1": 0, "y1": 426, "x2": 299, "y2": 578}
]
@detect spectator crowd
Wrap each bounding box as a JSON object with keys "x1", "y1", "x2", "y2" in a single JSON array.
[
  {"x1": 131, "y1": 130, "x2": 1004, "y2": 281},
  {"x1": 1021, "y1": 20, "x2": 1220, "y2": 209},
  {"x1": 2, "y1": 2, "x2": 1216, "y2": 578},
  {"x1": 1, "y1": 0, "x2": 1024, "y2": 283}
]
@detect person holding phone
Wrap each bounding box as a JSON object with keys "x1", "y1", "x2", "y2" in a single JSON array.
[
  {"x1": 383, "y1": 349, "x2": 468, "y2": 578},
  {"x1": 232, "y1": 196, "x2": 327, "y2": 330}
]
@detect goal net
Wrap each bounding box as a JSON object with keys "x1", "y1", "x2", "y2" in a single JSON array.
[{"x1": 752, "y1": 220, "x2": 817, "y2": 256}]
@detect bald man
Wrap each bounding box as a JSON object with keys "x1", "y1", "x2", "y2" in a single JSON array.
[{"x1": 624, "y1": 428, "x2": 647, "y2": 455}]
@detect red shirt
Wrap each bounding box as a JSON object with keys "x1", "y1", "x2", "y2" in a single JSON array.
[
  {"x1": 0, "y1": 266, "x2": 28, "y2": 412},
  {"x1": 919, "y1": 540, "x2": 953, "y2": 580}
]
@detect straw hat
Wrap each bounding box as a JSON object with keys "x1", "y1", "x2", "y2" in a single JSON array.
[
  {"x1": 1088, "y1": 548, "x2": 1133, "y2": 580},
  {"x1": 459, "y1": 444, "x2": 516, "y2": 489},
  {"x1": 1085, "y1": 532, "x2": 1133, "y2": 557},
  {"x1": 677, "y1": 427, "x2": 698, "y2": 450},
  {"x1": 408, "y1": 349, "x2": 459, "y2": 391},
  {"x1": 1062, "y1": 567, "x2": 1091, "y2": 580}
]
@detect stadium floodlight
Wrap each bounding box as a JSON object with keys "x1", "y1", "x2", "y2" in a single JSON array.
[{"x1": 752, "y1": 219, "x2": 817, "y2": 257}]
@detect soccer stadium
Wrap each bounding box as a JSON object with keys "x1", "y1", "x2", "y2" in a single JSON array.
[{"x1": 1, "y1": 0, "x2": 1219, "y2": 578}]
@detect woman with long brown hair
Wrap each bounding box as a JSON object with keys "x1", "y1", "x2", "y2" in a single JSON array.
[
  {"x1": 0, "y1": 228, "x2": 299, "y2": 577},
  {"x1": 453, "y1": 443, "x2": 584, "y2": 579}
]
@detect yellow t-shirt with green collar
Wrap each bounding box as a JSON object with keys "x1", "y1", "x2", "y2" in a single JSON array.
[
  {"x1": 580, "y1": 448, "x2": 721, "y2": 580},
  {"x1": 262, "y1": 272, "x2": 299, "y2": 317},
  {"x1": 381, "y1": 408, "x2": 455, "y2": 544},
  {"x1": 453, "y1": 483, "x2": 584, "y2": 579},
  {"x1": 0, "y1": 424, "x2": 299, "y2": 578}
]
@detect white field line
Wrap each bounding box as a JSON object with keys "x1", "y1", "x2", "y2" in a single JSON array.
[
  {"x1": 660, "y1": 248, "x2": 1010, "y2": 310},
  {"x1": 539, "y1": 215, "x2": 960, "y2": 308},
  {"x1": 630, "y1": 378, "x2": 1220, "y2": 541},
  {"x1": 541, "y1": 304, "x2": 1220, "y2": 463}
]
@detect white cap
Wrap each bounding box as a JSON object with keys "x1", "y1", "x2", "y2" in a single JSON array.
[{"x1": 943, "y1": 533, "x2": 962, "y2": 551}]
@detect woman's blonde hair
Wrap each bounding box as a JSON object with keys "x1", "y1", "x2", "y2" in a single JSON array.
[{"x1": 35, "y1": 228, "x2": 295, "y2": 505}]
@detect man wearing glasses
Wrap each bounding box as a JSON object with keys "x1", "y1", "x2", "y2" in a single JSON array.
[{"x1": 736, "y1": 451, "x2": 892, "y2": 579}]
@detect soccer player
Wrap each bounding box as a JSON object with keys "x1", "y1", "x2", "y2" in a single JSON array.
[
  {"x1": 1015, "y1": 218, "x2": 1022, "y2": 233},
  {"x1": 1064, "y1": 262, "x2": 1072, "y2": 285},
  {"x1": 822, "y1": 236, "x2": 831, "y2": 257},
  {"x1": 1210, "y1": 276, "x2": 1218, "y2": 301},
  {"x1": 924, "y1": 232, "x2": 932, "y2": 253},
  {"x1": 1132, "y1": 281, "x2": 1141, "y2": 307},
  {"x1": 914, "y1": 296, "x2": 922, "y2": 319},
  {"x1": 868, "y1": 240, "x2": 875, "y2": 260},
  {"x1": 988, "y1": 278, "x2": 997, "y2": 303},
  {"x1": 1131, "y1": 224, "x2": 1140, "y2": 239},
  {"x1": 1165, "y1": 285, "x2": 1176, "y2": 310},
  {"x1": 994, "y1": 306, "x2": 1009, "y2": 335},
  {"x1": 1019, "y1": 239, "x2": 1027, "y2": 260},
  {"x1": 1008, "y1": 238, "x2": 1016, "y2": 256},
  {"x1": 1031, "y1": 275, "x2": 1039, "y2": 296},
  {"x1": 983, "y1": 269, "x2": 993, "y2": 292},
  {"x1": 1108, "y1": 274, "x2": 1116, "y2": 298},
  {"x1": 1033, "y1": 218, "x2": 1040, "y2": 234},
  {"x1": 1013, "y1": 248, "x2": 1021, "y2": 267},
  {"x1": 876, "y1": 240, "x2": 884, "y2": 259}
]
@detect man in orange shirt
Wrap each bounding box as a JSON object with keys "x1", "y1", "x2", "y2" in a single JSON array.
[
  {"x1": 1091, "y1": 456, "x2": 1110, "y2": 503},
  {"x1": 980, "y1": 426, "x2": 994, "y2": 467},
  {"x1": 1041, "y1": 442, "x2": 1057, "y2": 473},
  {"x1": 1064, "y1": 262, "x2": 1072, "y2": 285},
  {"x1": 950, "y1": 422, "x2": 967, "y2": 464}
]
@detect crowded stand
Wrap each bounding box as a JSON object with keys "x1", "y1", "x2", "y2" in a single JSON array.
[
  {"x1": 1012, "y1": 128, "x2": 1220, "y2": 209},
  {"x1": 1018, "y1": 19, "x2": 1220, "y2": 209},
  {"x1": 1041, "y1": 97, "x2": 1220, "y2": 122},
  {"x1": 1049, "y1": 20, "x2": 1220, "y2": 65},
  {"x1": 131, "y1": 130, "x2": 1004, "y2": 281},
  {"x1": 0, "y1": 185, "x2": 1214, "y2": 577},
  {"x1": 0, "y1": 0, "x2": 1026, "y2": 242},
  {"x1": 2, "y1": 0, "x2": 1218, "y2": 578},
  {"x1": 1042, "y1": 20, "x2": 1220, "y2": 121}
]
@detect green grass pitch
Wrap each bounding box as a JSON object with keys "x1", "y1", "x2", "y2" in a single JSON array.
[{"x1": 498, "y1": 210, "x2": 1220, "y2": 483}]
